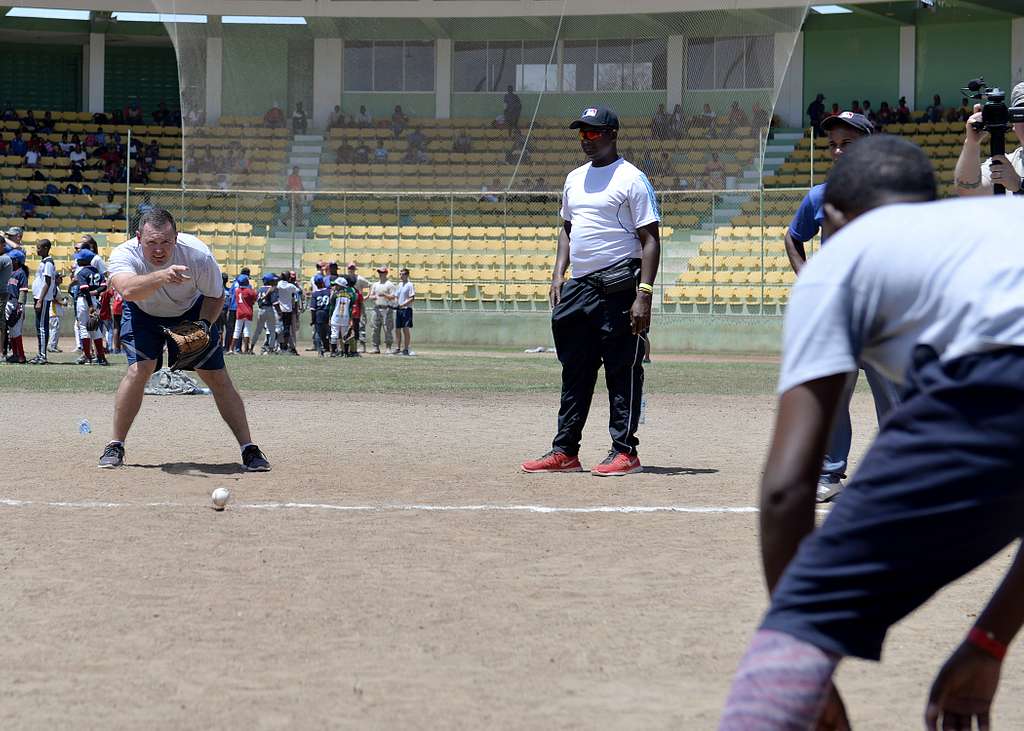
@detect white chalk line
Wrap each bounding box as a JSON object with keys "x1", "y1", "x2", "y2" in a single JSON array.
[{"x1": 0, "y1": 498, "x2": 831, "y2": 515}]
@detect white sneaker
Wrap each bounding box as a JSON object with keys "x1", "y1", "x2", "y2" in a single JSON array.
[{"x1": 816, "y1": 478, "x2": 844, "y2": 504}]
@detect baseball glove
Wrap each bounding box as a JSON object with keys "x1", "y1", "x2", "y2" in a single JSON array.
[
  {"x1": 86, "y1": 309, "x2": 101, "y2": 332},
  {"x1": 163, "y1": 320, "x2": 213, "y2": 371},
  {"x1": 5, "y1": 301, "x2": 23, "y2": 327}
]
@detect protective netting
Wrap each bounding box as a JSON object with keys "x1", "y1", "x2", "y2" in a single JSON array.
[{"x1": 135, "y1": 2, "x2": 811, "y2": 312}]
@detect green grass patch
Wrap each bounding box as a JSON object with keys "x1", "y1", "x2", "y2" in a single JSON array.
[{"x1": 0, "y1": 351, "x2": 784, "y2": 396}]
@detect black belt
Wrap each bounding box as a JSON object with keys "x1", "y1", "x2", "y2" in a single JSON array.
[{"x1": 580, "y1": 259, "x2": 640, "y2": 295}]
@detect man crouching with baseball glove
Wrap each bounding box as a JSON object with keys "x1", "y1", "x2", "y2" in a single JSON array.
[{"x1": 99, "y1": 208, "x2": 270, "y2": 471}]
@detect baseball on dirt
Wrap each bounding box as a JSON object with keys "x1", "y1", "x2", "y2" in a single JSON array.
[{"x1": 211, "y1": 487, "x2": 231, "y2": 510}]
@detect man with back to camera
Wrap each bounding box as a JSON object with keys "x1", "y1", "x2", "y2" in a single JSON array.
[
  {"x1": 719, "y1": 134, "x2": 1024, "y2": 731},
  {"x1": 955, "y1": 82, "x2": 1024, "y2": 196},
  {"x1": 98, "y1": 208, "x2": 270, "y2": 471},
  {"x1": 783, "y1": 111, "x2": 899, "y2": 503},
  {"x1": 521, "y1": 106, "x2": 660, "y2": 477}
]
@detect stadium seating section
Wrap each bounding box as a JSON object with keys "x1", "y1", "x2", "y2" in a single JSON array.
[{"x1": 1, "y1": 109, "x2": 991, "y2": 313}]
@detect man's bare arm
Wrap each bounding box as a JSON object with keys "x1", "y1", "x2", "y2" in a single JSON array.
[
  {"x1": 199, "y1": 295, "x2": 225, "y2": 325},
  {"x1": 760, "y1": 374, "x2": 848, "y2": 592},
  {"x1": 110, "y1": 266, "x2": 190, "y2": 302},
  {"x1": 784, "y1": 230, "x2": 807, "y2": 275},
  {"x1": 549, "y1": 220, "x2": 571, "y2": 308}
]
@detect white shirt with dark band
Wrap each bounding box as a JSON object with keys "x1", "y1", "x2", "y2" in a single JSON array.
[
  {"x1": 559, "y1": 157, "x2": 660, "y2": 277},
  {"x1": 107, "y1": 232, "x2": 223, "y2": 317},
  {"x1": 779, "y1": 197, "x2": 1024, "y2": 394}
]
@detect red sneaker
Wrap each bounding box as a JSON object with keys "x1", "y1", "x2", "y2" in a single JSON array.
[
  {"x1": 591, "y1": 451, "x2": 643, "y2": 476},
  {"x1": 521, "y1": 450, "x2": 583, "y2": 473}
]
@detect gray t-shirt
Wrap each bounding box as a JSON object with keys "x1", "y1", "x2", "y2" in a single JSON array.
[
  {"x1": 108, "y1": 232, "x2": 223, "y2": 317},
  {"x1": 0, "y1": 254, "x2": 11, "y2": 301},
  {"x1": 779, "y1": 197, "x2": 1024, "y2": 394}
]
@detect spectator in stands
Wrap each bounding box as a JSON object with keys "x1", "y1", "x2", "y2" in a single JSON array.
[
  {"x1": 391, "y1": 105, "x2": 409, "y2": 138},
  {"x1": 950, "y1": 98, "x2": 972, "y2": 123},
  {"x1": 68, "y1": 142, "x2": 87, "y2": 166},
  {"x1": 130, "y1": 160, "x2": 149, "y2": 185},
  {"x1": 336, "y1": 141, "x2": 354, "y2": 164},
  {"x1": 638, "y1": 150, "x2": 657, "y2": 178},
  {"x1": 1, "y1": 102, "x2": 16, "y2": 121},
  {"x1": 24, "y1": 147, "x2": 40, "y2": 168},
  {"x1": 285, "y1": 166, "x2": 304, "y2": 225},
  {"x1": 825, "y1": 103, "x2": 840, "y2": 120},
  {"x1": 58, "y1": 132, "x2": 73, "y2": 154},
  {"x1": 752, "y1": 100, "x2": 770, "y2": 130},
  {"x1": 807, "y1": 93, "x2": 826, "y2": 134},
  {"x1": 144, "y1": 139, "x2": 160, "y2": 166},
  {"x1": 875, "y1": 101, "x2": 893, "y2": 127},
  {"x1": 691, "y1": 103, "x2": 717, "y2": 134},
  {"x1": 503, "y1": 85, "x2": 522, "y2": 137},
  {"x1": 65, "y1": 166, "x2": 84, "y2": 184},
  {"x1": 651, "y1": 104, "x2": 671, "y2": 139},
  {"x1": 9, "y1": 131, "x2": 27, "y2": 157},
  {"x1": 955, "y1": 82, "x2": 1024, "y2": 197},
  {"x1": 480, "y1": 179, "x2": 499, "y2": 203},
  {"x1": 704, "y1": 152, "x2": 725, "y2": 189},
  {"x1": 264, "y1": 102, "x2": 285, "y2": 129},
  {"x1": 99, "y1": 192, "x2": 122, "y2": 220},
  {"x1": 859, "y1": 100, "x2": 874, "y2": 122},
  {"x1": 374, "y1": 139, "x2": 389, "y2": 163},
  {"x1": 353, "y1": 143, "x2": 370, "y2": 164},
  {"x1": 665, "y1": 103, "x2": 683, "y2": 139},
  {"x1": 453, "y1": 129, "x2": 472, "y2": 153},
  {"x1": 20, "y1": 194, "x2": 37, "y2": 219},
  {"x1": 407, "y1": 127, "x2": 427, "y2": 152},
  {"x1": 356, "y1": 105, "x2": 372, "y2": 127},
  {"x1": 850, "y1": 100, "x2": 863, "y2": 115},
  {"x1": 924, "y1": 94, "x2": 944, "y2": 123},
  {"x1": 894, "y1": 97, "x2": 910, "y2": 123},
  {"x1": 728, "y1": 101, "x2": 749, "y2": 129},
  {"x1": 655, "y1": 152, "x2": 675, "y2": 179},
  {"x1": 505, "y1": 130, "x2": 532, "y2": 164},
  {"x1": 328, "y1": 105, "x2": 345, "y2": 129},
  {"x1": 124, "y1": 98, "x2": 144, "y2": 125},
  {"x1": 22, "y1": 110, "x2": 38, "y2": 132},
  {"x1": 39, "y1": 112, "x2": 55, "y2": 134},
  {"x1": 292, "y1": 102, "x2": 308, "y2": 134},
  {"x1": 153, "y1": 100, "x2": 170, "y2": 126}
]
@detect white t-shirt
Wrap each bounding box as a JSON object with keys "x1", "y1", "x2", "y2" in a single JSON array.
[
  {"x1": 559, "y1": 157, "x2": 659, "y2": 277},
  {"x1": 275, "y1": 281, "x2": 299, "y2": 313},
  {"x1": 90, "y1": 254, "x2": 106, "y2": 275},
  {"x1": 107, "y1": 232, "x2": 223, "y2": 317},
  {"x1": 32, "y1": 257, "x2": 57, "y2": 301},
  {"x1": 25, "y1": 150, "x2": 39, "y2": 166},
  {"x1": 69, "y1": 150, "x2": 86, "y2": 164},
  {"x1": 779, "y1": 197, "x2": 1024, "y2": 394},
  {"x1": 980, "y1": 146, "x2": 1024, "y2": 194},
  {"x1": 370, "y1": 280, "x2": 397, "y2": 306},
  {"x1": 395, "y1": 281, "x2": 416, "y2": 308}
]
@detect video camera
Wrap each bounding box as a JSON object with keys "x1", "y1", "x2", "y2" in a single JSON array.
[{"x1": 962, "y1": 78, "x2": 1024, "y2": 194}]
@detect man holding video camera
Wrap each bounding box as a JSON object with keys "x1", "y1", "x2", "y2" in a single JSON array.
[{"x1": 955, "y1": 81, "x2": 1024, "y2": 196}]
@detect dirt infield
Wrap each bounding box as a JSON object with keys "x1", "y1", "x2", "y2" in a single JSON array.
[{"x1": 3, "y1": 389, "x2": 1022, "y2": 729}]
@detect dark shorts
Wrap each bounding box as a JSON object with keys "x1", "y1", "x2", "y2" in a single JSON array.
[
  {"x1": 762, "y1": 346, "x2": 1024, "y2": 661},
  {"x1": 396, "y1": 307, "x2": 413, "y2": 329},
  {"x1": 121, "y1": 298, "x2": 225, "y2": 371}
]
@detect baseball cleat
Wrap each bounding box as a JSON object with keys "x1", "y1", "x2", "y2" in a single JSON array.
[
  {"x1": 98, "y1": 442, "x2": 125, "y2": 468},
  {"x1": 242, "y1": 444, "x2": 271, "y2": 472},
  {"x1": 591, "y1": 451, "x2": 643, "y2": 476},
  {"x1": 521, "y1": 450, "x2": 583, "y2": 473}
]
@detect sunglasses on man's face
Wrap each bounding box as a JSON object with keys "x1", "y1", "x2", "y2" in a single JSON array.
[{"x1": 578, "y1": 129, "x2": 608, "y2": 141}]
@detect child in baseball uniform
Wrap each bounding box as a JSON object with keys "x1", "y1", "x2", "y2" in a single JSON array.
[
  {"x1": 228, "y1": 274, "x2": 257, "y2": 355},
  {"x1": 72, "y1": 248, "x2": 108, "y2": 365},
  {"x1": 328, "y1": 276, "x2": 352, "y2": 357},
  {"x1": 4, "y1": 249, "x2": 28, "y2": 363},
  {"x1": 309, "y1": 275, "x2": 332, "y2": 357}
]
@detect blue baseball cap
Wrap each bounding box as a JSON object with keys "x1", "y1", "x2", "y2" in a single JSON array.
[
  {"x1": 569, "y1": 106, "x2": 619, "y2": 130},
  {"x1": 262, "y1": 273, "x2": 278, "y2": 284},
  {"x1": 235, "y1": 274, "x2": 250, "y2": 285},
  {"x1": 74, "y1": 249, "x2": 95, "y2": 264},
  {"x1": 9, "y1": 248, "x2": 26, "y2": 262},
  {"x1": 313, "y1": 274, "x2": 325, "y2": 287}
]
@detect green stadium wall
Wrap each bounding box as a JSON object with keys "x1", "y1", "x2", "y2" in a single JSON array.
[
  {"x1": 802, "y1": 24, "x2": 899, "y2": 123},
  {"x1": 916, "y1": 18, "x2": 1010, "y2": 109},
  {"x1": 105, "y1": 46, "x2": 180, "y2": 118},
  {"x1": 222, "y1": 31, "x2": 290, "y2": 118},
  {"x1": 0, "y1": 43, "x2": 81, "y2": 111}
]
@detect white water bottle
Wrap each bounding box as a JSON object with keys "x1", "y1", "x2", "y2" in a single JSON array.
[{"x1": 79, "y1": 418, "x2": 91, "y2": 435}]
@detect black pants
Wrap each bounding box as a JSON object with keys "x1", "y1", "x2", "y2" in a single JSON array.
[
  {"x1": 34, "y1": 300, "x2": 50, "y2": 356},
  {"x1": 223, "y1": 311, "x2": 236, "y2": 349},
  {"x1": 315, "y1": 319, "x2": 329, "y2": 354},
  {"x1": 551, "y1": 273, "x2": 644, "y2": 457}
]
